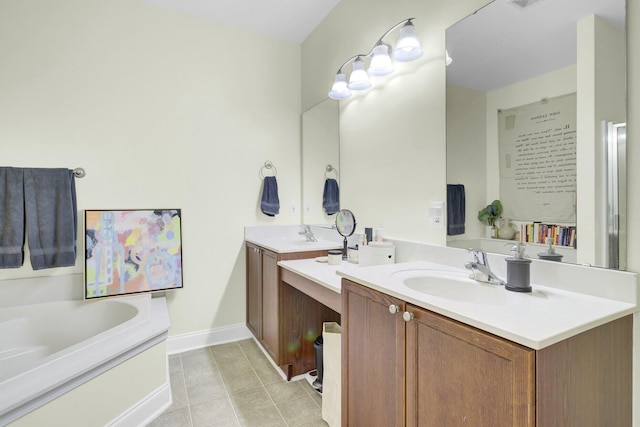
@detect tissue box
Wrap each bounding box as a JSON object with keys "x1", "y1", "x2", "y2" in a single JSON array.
[{"x1": 359, "y1": 243, "x2": 395, "y2": 267}]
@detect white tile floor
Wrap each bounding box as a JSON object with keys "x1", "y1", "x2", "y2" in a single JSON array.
[{"x1": 148, "y1": 339, "x2": 328, "y2": 427}]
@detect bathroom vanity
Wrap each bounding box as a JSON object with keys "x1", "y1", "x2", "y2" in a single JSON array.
[
  {"x1": 245, "y1": 227, "x2": 637, "y2": 425},
  {"x1": 245, "y1": 231, "x2": 342, "y2": 379},
  {"x1": 338, "y1": 262, "x2": 635, "y2": 427}
]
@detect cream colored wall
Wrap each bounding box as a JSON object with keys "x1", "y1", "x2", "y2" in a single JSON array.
[
  {"x1": 303, "y1": 0, "x2": 640, "y2": 421},
  {"x1": 627, "y1": 1, "x2": 640, "y2": 424},
  {"x1": 0, "y1": 0, "x2": 301, "y2": 336},
  {"x1": 302, "y1": 0, "x2": 490, "y2": 242}
]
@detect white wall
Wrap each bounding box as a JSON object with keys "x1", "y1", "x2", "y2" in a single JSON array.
[
  {"x1": 0, "y1": 0, "x2": 301, "y2": 336},
  {"x1": 302, "y1": 0, "x2": 491, "y2": 243}
]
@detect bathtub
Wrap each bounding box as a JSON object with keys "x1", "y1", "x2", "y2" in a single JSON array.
[{"x1": 0, "y1": 294, "x2": 170, "y2": 425}]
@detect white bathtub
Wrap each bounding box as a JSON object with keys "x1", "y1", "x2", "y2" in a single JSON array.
[{"x1": 0, "y1": 294, "x2": 170, "y2": 425}]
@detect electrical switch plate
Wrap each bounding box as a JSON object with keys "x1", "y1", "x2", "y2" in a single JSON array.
[
  {"x1": 289, "y1": 203, "x2": 298, "y2": 216},
  {"x1": 304, "y1": 204, "x2": 311, "y2": 215},
  {"x1": 429, "y1": 201, "x2": 445, "y2": 228}
]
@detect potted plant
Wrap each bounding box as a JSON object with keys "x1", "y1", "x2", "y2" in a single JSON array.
[{"x1": 478, "y1": 200, "x2": 502, "y2": 238}]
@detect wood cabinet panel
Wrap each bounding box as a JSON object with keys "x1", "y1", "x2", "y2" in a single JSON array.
[
  {"x1": 342, "y1": 278, "x2": 631, "y2": 426},
  {"x1": 261, "y1": 250, "x2": 279, "y2": 360},
  {"x1": 406, "y1": 306, "x2": 535, "y2": 427},
  {"x1": 246, "y1": 243, "x2": 261, "y2": 339},
  {"x1": 342, "y1": 280, "x2": 406, "y2": 427},
  {"x1": 536, "y1": 315, "x2": 632, "y2": 427}
]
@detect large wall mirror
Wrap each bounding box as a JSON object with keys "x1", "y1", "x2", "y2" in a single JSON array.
[
  {"x1": 301, "y1": 98, "x2": 340, "y2": 224},
  {"x1": 446, "y1": 0, "x2": 627, "y2": 269}
]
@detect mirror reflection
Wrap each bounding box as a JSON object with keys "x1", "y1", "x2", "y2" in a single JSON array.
[
  {"x1": 301, "y1": 98, "x2": 340, "y2": 224},
  {"x1": 446, "y1": 0, "x2": 626, "y2": 269}
]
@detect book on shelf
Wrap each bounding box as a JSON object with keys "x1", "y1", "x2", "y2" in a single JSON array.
[{"x1": 519, "y1": 223, "x2": 576, "y2": 248}]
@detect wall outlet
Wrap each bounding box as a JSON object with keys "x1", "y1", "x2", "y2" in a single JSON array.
[{"x1": 429, "y1": 201, "x2": 445, "y2": 229}]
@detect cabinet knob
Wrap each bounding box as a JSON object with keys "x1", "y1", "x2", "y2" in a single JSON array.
[
  {"x1": 403, "y1": 311, "x2": 414, "y2": 322},
  {"x1": 388, "y1": 304, "x2": 400, "y2": 315}
]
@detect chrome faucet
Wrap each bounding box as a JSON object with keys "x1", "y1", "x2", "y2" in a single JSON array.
[
  {"x1": 465, "y1": 249, "x2": 505, "y2": 286},
  {"x1": 298, "y1": 224, "x2": 317, "y2": 242}
]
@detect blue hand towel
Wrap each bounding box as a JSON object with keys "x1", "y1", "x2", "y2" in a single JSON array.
[
  {"x1": 323, "y1": 178, "x2": 340, "y2": 215},
  {"x1": 447, "y1": 184, "x2": 465, "y2": 236},
  {"x1": 261, "y1": 176, "x2": 280, "y2": 216},
  {"x1": 0, "y1": 167, "x2": 26, "y2": 268},
  {"x1": 24, "y1": 168, "x2": 77, "y2": 270}
]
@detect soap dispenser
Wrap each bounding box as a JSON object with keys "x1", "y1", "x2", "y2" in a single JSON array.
[
  {"x1": 537, "y1": 238, "x2": 563, "y2": 262},
  {"x1": 505, "y1": 242, "x2": 532, "y2": 293}
]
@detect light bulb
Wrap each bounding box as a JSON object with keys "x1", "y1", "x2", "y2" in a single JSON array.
[
  {"x1": 328, "y1": 73, "x2": 351, "y2": 100},
  {"x1": 393, "y1": 21, "x2": 423, "y2": 62},
  {"x1": 368, "y1": 44, "x2": 394, "y2": 77},
  {"x1": 347, "y1": 57, "x2": 372, "y2": 91}
]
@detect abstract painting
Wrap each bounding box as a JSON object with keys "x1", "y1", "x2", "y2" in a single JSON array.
[{"x1": 84, "y1": 209, "x2": 183, "y2": 299}]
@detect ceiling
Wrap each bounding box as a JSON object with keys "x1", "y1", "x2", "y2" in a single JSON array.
[
  {"x1": 138, "y1": 0, "x2": 342, "y2": 43},
  {"x1": 446, "y1": 0, "x2": 625, "y2": 92}
]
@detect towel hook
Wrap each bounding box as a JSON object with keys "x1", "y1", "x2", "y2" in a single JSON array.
[
  {"x1": 260, "y1": 161, "x2": 277, "y2": 179},
  {"x1": 325, "y1": 164, "x2": 338, "y2": 180},
  {"x1": 73, "y1": 167, "x2": 86, "y2": 178}
]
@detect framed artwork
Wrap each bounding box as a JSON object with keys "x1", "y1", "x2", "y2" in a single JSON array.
[{"x1": 84, "y1": 209, "x2": 183, "y2": 299}]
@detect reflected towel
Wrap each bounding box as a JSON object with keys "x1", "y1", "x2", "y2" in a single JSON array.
[
  {"x1": 24, "y1": 168, "x2": 77, "y2": 270},
  {"x1": 323, "y1": 178, "x2": 340, "y2": 215},
  {"x1": 0, "y1": 167, "x2": 26, "y2": 268},
  {"x1": 447, "y1": 184, "x2": 465, "y2": 236},
  {"x1": 260, "y1": 176, "x2": 280, "y2": 216}
]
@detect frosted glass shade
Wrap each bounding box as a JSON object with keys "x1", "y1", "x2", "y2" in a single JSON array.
[
  {"x1": 368, "y1": 44, "x2": 394, "y2": 77},
  {"x1": 393, "y1": 21, "x2": 423, "y2": 62},
  {"x1": 347, "y1": 58, "x2": 372, "y2": 91},
  {"x1": 328, "y1": 73, "x2": 351, "y2": 100}
]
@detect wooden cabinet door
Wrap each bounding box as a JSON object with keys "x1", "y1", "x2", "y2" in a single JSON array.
[
  {"x1": 261, "y1": 249, "x2": 279, "y2": 361},
  {"x1": 342, "y1": 280, "x2": 406, "y2": 427},
  {"x1": 246, "y1": 244, "x2": 262, "y2": 339},
  {"x1": 406, "y1": 305, "x2": 535, "y2": 427}
]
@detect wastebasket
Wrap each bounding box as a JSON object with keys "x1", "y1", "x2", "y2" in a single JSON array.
[
  {"x1": 313, "y1": 335, "x2": 323, "y2": 390},
  {"x1": 322, "y1": 322, "x2": 341, "y2": 427}
]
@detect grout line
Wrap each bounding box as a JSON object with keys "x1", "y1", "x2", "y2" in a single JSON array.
[
  {"x1": 177, "y1": 354, "x2": 195, "y2": 427},
  {"x1": 207, "y1": 345, "x2": 242, "y2": 427}
]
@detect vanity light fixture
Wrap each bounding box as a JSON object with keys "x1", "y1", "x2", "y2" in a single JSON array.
[{"x1": 328, "y1": 18, "x2": 423, "y2": 100}]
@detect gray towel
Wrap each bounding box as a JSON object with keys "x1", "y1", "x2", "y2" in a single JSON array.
[
  {"x1": 447, "y1": 184, "x2": 465, "y2": 236},
  {"x1": 260, "y1": 176, "x2": 280, "y2": 216},
  {"x1": 24, "y1": 168, "x2": 77, "y2": 270},
  {"x1": 323, "y1": 178, "x2": 340, "y2": 215},
  {"x1": 0, "y1": 167, "x2": 26, "y2": 268}
]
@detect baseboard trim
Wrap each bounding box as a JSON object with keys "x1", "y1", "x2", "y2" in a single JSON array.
[
  {"x1": 166, "y1": 323, "x2": 253, "y2": 355},
  {"x1": 108, "y1": 380, "x2": 171, "y2": 427}
]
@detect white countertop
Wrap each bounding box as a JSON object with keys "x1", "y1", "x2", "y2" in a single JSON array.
[
  {"x1": 278, "y1": 258, "x2": 637, "y2": 350},
  {"x1": 278, "y1": 258, "x2": 358, "y2": 293},
  {"x1": 245, "y1": 237, "x2": 342, "y2": 254}
]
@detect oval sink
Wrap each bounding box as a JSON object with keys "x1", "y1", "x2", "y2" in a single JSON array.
[{"x1": 392, "y1": 269, "x2": 518, "y2": 306}]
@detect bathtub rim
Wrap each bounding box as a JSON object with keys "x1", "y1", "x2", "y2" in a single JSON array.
[{"x1": 0, "y1": 294, "x2": 170, "y2": 426}]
